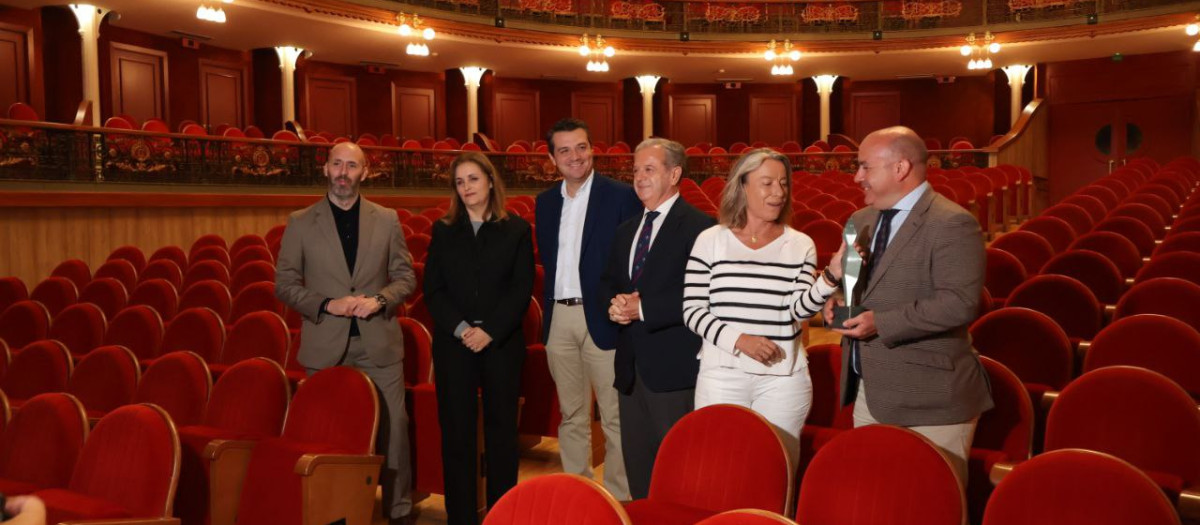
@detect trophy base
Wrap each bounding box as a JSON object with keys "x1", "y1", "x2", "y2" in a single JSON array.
[{"x1": 832, "y1": 306, "x2": 865, "y2": 330}]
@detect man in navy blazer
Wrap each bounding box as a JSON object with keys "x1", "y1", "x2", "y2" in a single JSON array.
[
  {"x1": 601, "y1": 138, "x2": 715, "y2": 499},
  {"x1": 535, "y1": 118, "x2": 640, "y2": 499}
]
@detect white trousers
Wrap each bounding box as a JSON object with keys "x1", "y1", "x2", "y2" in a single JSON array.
[{"x1": 694, "y1": 362, "x2": 812, "y2": 461}]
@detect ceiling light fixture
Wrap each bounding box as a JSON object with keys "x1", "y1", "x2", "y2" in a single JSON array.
[
  {"x1": 1188, "y1": 16, "x2": 1200, "y2": 51},
  {"x1": 195, "y1": 1, "x2": 228, "y2": 23},
  {"x1": 579, "y1": 34, "x2": 614, "y2": 73},
  {"x1": 764, "y1": 39, "x2": 800, "y2": 76},
  {"x1": 961, "y1": 31, "x2": 999, "y2": 70},
  {"x1": 397, "y1": 13, "x2": 435, "y2": 56}
]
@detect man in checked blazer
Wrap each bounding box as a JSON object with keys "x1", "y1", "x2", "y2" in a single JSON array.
[
  {"x1": 824, "y1": 126, "x2": 992, "y2": 485},
  {"x1": 600, "y1": 138, "x2": 715, "y2": 499},
  {"x1": 276, "y1": 141, "x2": 417, "y2": 524}
]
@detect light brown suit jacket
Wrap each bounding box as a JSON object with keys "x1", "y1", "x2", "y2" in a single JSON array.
[
  {"x1": 839, "y1": 185, "x2": 993, "y2": 426},
  {"x1": 275, "y1": 197, "x2": 415, "y2": 368}
]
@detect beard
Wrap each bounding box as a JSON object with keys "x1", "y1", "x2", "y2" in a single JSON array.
[{"x1": 330, "y1": 176, "x2": 360, "y2": 200}]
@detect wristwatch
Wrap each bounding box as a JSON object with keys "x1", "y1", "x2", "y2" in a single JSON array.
[{"x1": 373, "y1": 294, "x2": 388, "y2": 309}]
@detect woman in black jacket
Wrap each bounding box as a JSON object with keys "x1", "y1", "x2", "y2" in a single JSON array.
[{"x1": 424, "y1": 151, "x2": 534, "y2": 525}]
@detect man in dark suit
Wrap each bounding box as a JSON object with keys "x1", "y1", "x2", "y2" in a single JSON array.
[
  {"x1": 824, "y1": 126, "x2": 992, "y2": 485},
  {"x1": 276, "y1": 142, "x2": 417, "y2": 524},
  {"x1": 601, "y1": 138, "x2": 715, "y2": 499},
  {"x1": 535, "y1": 118, "x2": 641, "y2": 499}
]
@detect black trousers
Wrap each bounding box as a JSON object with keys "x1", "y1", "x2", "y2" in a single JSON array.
[
  {"x1": 618, "y1": 371, "x2": 695, "y2": 500},
  {"x1": 432, "y1": 337, "x2": 525, "y2": 525}
]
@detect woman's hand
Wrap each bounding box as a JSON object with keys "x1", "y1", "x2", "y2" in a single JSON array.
[
  {"x1": 827, "y1": 241, "x2": 846, "y2": 282},
  {"x1": 462, "y1": 327, "x2": 493, "y2": 353},
  {"x1": 735, "y1": 334, "x2": 785, "y2": 365},
  {"x1": 4, "y1": 495, "x2": 46, "y2": 525}
]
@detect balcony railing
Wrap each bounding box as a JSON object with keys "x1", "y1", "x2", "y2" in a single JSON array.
[
  {"x1": 388, "y1": 0, "x2": 1181, "y2": 35},
  {"x1": 0, "y1": 119, "x2": 991, "y2": 189}
]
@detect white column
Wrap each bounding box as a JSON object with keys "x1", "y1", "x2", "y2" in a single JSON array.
[
  {"x1": 1001, "y1": 65, "x2": 1032, "y2": 127},
  {"x1": 813, "y1": 75, "x2": 838, "y2": 142},
  {"x1": 275, "y1": 46, "x2": 304, "y2": 126},
  {"x1": 635, "y1": 75, "x2": 660, "y2": 141},
  {"x1": 70, "y1": 4, "x2": 109, "y2": 126},
  {"x1": 460, "y1": 66, "x2": 487, "y2": 141}
]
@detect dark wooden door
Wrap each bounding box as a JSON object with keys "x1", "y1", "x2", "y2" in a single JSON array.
[
  {"x1": 668, "y1": 94, "x2": 716, "y2": 147},
  {"x1": 110, "y1": 42, "x2": 169, "y2": 124},
  {"x1": 392, "y1": 86, "x2": 436, "y2": 141},
  {"x1": 849, "y1": 92, "x2": 900, "y2": 142}
]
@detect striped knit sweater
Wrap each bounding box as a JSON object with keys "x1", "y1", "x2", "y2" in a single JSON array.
[{"x1": 684, "y1": 225, "x2": 837, "y2": 375}]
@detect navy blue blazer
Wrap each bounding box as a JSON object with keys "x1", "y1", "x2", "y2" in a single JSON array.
[{"x1": 536, "y1": 174, "x2": 641, "y2": 350}]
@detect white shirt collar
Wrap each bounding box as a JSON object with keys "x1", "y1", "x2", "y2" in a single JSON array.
[
  {"x1": 645, "y1": 191, "x2": 681, "y2": 217},
  {"x1": 892, "y1": 181, "x2": 930, "y2": 212}
]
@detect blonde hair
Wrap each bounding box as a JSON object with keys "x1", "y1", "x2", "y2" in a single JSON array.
[
  {"x1": 718, "y1": 148, "x2": 793, "y2": 229},
  {"x1": 442, "y1": 152, "x2": 509, "y2": 225}
]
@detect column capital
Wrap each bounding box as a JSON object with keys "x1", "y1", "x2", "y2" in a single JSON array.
[
  {"x1": 635, "y1": 75, "x2": 661, "y2": 95},
  {"x1": 460, "y1": 66, "x2": 487, "y2": 88},
  {"x1": 813, "y1": 74, "x2": 839, "y2": 95},
  {"x1": 69, "y1": 4, "x2": 109, "y2": 35},
  {"x1": 1000, "y1": 64, "x2": 1032, "y2": 86},
  {"x1": 275, "y1": 46, "x2": 305, "y2": 70}
]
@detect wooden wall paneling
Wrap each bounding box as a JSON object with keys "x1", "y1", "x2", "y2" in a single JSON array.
[
  {"x1": 304, "y1": 75, "x2": 357, "y2": 137},
  {"x1": 0, "y1": 23, "x2": 30, "y2": 114},
  {"x1": 748, "y1": 94, "x2": 796, "y2": 146},
  {"x1": 198, "y1": 60, "x2": 249, "y2": 128},
  {"x1": 571, "y1": 92, "x2": 618, "y2": 145},
  {"x1": 1046, "y1": 50, "x2": 1195, "y2": 106},
  {"x1": 109, "y1": 42, "x2": 169, "y2": 124},
  {"x1": 849, "y1": 92, "x2": 901, "y2": 142},
  {"x1": 668, "y1": 94, "x2": 716, "y2": 147},
  {"x1": 493, "y1": 89, "x2": 540, "y2": 147},
  {"x1": 392, "y1": 85, "x2": 436, "y2": 141}
]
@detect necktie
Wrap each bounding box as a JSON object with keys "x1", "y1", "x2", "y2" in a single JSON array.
[
  {"x1": 851, "y1": 208, "x2": 899, "y2": 376},
  {"x1": 630, "y1": 211, "x2": 660, "y2": 286}
]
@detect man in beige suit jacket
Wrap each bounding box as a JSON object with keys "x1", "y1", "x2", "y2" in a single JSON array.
[
  {"x1": 824, "y1": 126, "x2": 992, "y2": 486},
  {"x1": 276, "y1": 142, "x2": 416, "y2": 524}
]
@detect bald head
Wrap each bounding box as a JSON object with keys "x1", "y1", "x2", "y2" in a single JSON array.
[
  {"x1": 855, "y1": 126, "x2": 929, "y2": 210},
  {"x1": 328, "y1": 141, "x2": 367, "y2": 165}
]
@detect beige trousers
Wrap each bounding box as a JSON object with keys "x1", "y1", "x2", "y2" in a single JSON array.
[{"x1": 545, "y1": 303, "x2": 630, "y2": 500}]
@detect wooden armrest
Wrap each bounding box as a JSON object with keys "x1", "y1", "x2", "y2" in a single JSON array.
[
  {"x1": 989, "y1": 461, "x2": 1016, "y2": 486},
  {"x1": 207, "y1": 440, "x2": 257, "y2": 525},
  {"x1": 294, "y1": 453, "x2": 384, "y2": 476},
  {"x1": 1179, "y1": 487, "x2": 1200, "y2": 520},
  {"x1": 61, "y1": 519, "x2": 180, "y2": 525},
  {"x1": 1040, "y1": 390, "x2": 1060, "y2": 413},
  {"x1": 1075, "y1": 340, "x2": 1092, "y2": 359}
]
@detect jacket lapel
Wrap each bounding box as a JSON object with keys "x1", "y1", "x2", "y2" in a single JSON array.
[
  {"x1": 863, "y1": 188, "x2": 935, "y2": 298},
  {"x1": 352, "y1": 199, "x2": 377, "y2": 282},
  {"x1": 581, "y1": 175, "x2": 606, "y2": 259},
  {"x1": 315, "y1": 198, "x2": 352, "y2": 282}
]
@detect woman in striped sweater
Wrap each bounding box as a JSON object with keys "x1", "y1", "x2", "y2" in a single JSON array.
[{"x1": 684, "y1": 148, "x2": 844, "y2": 455}]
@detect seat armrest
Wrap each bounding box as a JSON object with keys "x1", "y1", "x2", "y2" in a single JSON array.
[
  {"x1": 295, "y1": 454, "x2": 384, "y2": 525},
  {"x1": 989, "y1": 461, "x2": 1017, "y2": 487},
  {"x1": 1040, "y1": 390, "x2": 1060, "y2": 413},
  {"x1": 206, "y1": 440, "x2": 257, "y2": 525},
  {"x1": 1180, "y1": 487, "x2": 1200, "y2": 520},
  {"x1": 294, "y1": 453, "x2": 384, "y2": 476}
]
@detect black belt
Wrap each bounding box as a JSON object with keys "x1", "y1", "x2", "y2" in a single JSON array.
[{"x1": 554, "y1": 297, "x2": 584, "y2": 306}]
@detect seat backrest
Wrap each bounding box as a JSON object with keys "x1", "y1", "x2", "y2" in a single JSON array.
[
  {"x1": 1135, "y1": 251, "x2": 1200, "y2": 286},
  {"x1": 231, "y1": 245, "x2": 274, "y2": 269},
  {"x1": 224, "y1": 311, "x2": 290, "y2": 365},
  {"x1": 483, "y1": 474, "x2": 631, "y2": 525},
  {"x1": 970, "y1": 306, "x2": 1072, "y2": 390},
  {"x1": 79, "y1": 277, "x2": 130, "y2": 320},
  {"x1": 1045, "y1": 366, "x2": 1200, "y2": 488},
  {"x1": 1110, "y1": 203, "x2": 1167, "y2": 238},
  {"x1": 189, "y1": 234, "x2": 228, "y2": 257},
  {"x1": 1, "y1": 340, "x2": 73, "y2": 401},
  {"x1": 205, "y1": 357, "x2": 290, "y2": 438},
  {"x1": 650, "y1": 405, "x2": 791, "y2": 514},
  {"x1": 1093, "y1": 217, "x2": 1156, "y2": 257},
  {"x1": 797, "y1": 425, "x2": 963, "y2": 525},
  {"x1": 0, "y1": 393, "x2": 88, "y2": 490},
  {"x1": 989, "y1": 231, "x2": 1055, "y2": 275},
  {"x1": 698, "y1": 510, "x2": 797, "y2": 525},
  {"x1": 93, "y1": 258, "x2": 139, "y2": 292},
  {"x1": 149, "y1": 245, "x2": 189, "y2": 271},
  {"x1": 283, "y1": 366, "x2": 378, "y2": 453},
  {"x1": 179, "y1": 279, "x2": 232, "y2": 321},
  {"x1": 191, "y1": 245, "x2": 232, "y2": 269},
  {"x1": 1042, "y1": 250, "x2": 1124, "y2": 304},
  {"x1": 231, "y1": 260, "x2": 275, "y2": 295},
  {"x1": 1040, "y1": 203, "x2": 1094, "y2": 238},
  {"x1": 68, "y1": 345, "x2": 140, "y2": 414},
  {"x1": 983, "y1": 449, "x2": 1180, "y2": 525},
  {"x1": 398, "y1": 317, "x2": 433, "y2": 385},
  {"x1": 7, "y1": 101, "x2": 38, "y2": 120},
  {"x1": 31, "y1": 276, "x2": 79, "y2": 317},
  {"x1": 51, "y1": 258, "x2": 92, "y2": 291},
  {"x1": 1069, "y1": 231, "x2": 1142, "y2": 280},
  {"x1": 230, "y1": 280, "x2": 282, "y2": 322},
  {"x1": 1061, "y1": 194, "x2": 1108, "y2": 223},
  {"x1": 1115, "y1": 277, "x2": 1200, "y2": 332},
  {"x1": 104, "y1": 305, "x2": 165, "y2": 361},
  {"x1": 984, "y1": 248, "x2": 1026, "y2": 301},
  {"x1": 1155, "y1": 231, "x2": 1200, "y2": 257},
  {"x1": 50, "y1": 302, "x2": 108, "y2": 357},
  {"x1": 161, "y1": 307, "x2": 226, "y2": 362},
  {"x1": 973, "y1": 357, "x2": 1033, "y2": 463},
  {"x1": 0, "y1": 300, "x2": 50, "y2": 349},
  {"x1": 135, "y1": 351, "x2": 212, "y2": 427},
  {"x1": 1084, "y1": 314, "x2": 1200, "y2": 399},
  {"x1": 1005, "y1": 275, "x2": 1102, "y2": 341},
  {"x1": 69, "y1": 404, "x2": 180, "y2": 520},
  {"x1": 1017, "y1": 216, "x2": 1076, "y2": 254},
  {"x1": 804, "y1": 344, "x2": 842, "y2": 428},
  {"x1": 107, "y1": 245, "x2": 147, "y2": 274},
  {"x1": 129, "y1": 278, "x2": 180, "y2": 321}
]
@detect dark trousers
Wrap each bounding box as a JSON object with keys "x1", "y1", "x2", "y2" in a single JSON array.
[
  {"x1": 618, "y1": 371, "x2": 695, "y2": 500},
  {"x1": 432, "y1": 338, "x2": 525, "y2": 525}
]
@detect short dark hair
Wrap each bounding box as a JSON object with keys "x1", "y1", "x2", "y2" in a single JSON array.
[{"x1": 546, "y1": 118, "x2": 590, "y2": 152}]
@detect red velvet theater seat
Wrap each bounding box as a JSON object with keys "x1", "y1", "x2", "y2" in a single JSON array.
[
  {"x1": 967, "y1": 357, "x2": 1034, "y2": 525},
  {"x1": 990, "y1": 231, "x2": 1055, "y2": 275},
  {"x1": 0, "y1": 299, "x2": 50, "y2": 349},
  {"x1": 68, "y1": 345, "x2": 140, "y2": 419},
  {"x1": 159, "y1": 307, "x2": 227, "y2": 365},
  {"x1": 1069, "y1": 231, "x2": 1142, "y2": 282},
  {"x1": 230, "y1": 234, "x2": 269, "y2": 259},
  {"x1": 1041, "y1": 250, "x2": 1124, "y2": 305},
  {"x1": 1005, "y1": 275, "x2": 1103, "y2": 344},
  {"x1": 49, "y1": 302, "x2": 108, "y2": 358},
  {"x1": 149, "y1": 245, "x2": 189, "y2": 273},
  {"x1": 229, "y1": 281, "x2": 282, "y2": 322},
  {"x1": 93, "y1": 258, "x2": 139, "y2": 293},
  {"x1": 1044, "y1": 366, "x2": 1200, "y2": 518},
  {"x1": 1114, "y1": 277, "x2": 1200, "y2": 332},
  {"x1": 230, "y1": 260, "x2": 275, "y2": 297},
  {"x1": 483, "y1": 474, "x2": 631, "y2": 525},
  {"x1": 796, "y1": 425, "x2": 964, "y2": 525},
  {"x1": 1018, "y1": 216, "x2": 1076, "y2": 254},
  {"x1": 210, "y1": 311, "x2": 290, "y2": 379},
  {"x1": 140, "y1": 258, "x2": 185, "y2": 290},
  {"x1": 184, "y1": 260, "x2": 232, "y2": 291},
  {"x1": 0, "y1": 277, "x2": 27, "y2": 314},
  {"x1": 211, "y1": 366, "x2": 382, "y2": 525},
  {"x1": 2, "y1": 340, "x2": 73, "y2": 405},
  {"x1": 130, "y1": 278, "x2": 181, "y2": 321},
  {"x1": 1093, "y1": 216, "x2": 1157, "y2": 257},
  {"x1": 107, "y1": 245, "x2": 148, "y2": 274},
  {"x1": 34, "y1": 403, "x2": 180, "y2": 524},
  {"x1": 1082, "y1": 314, "x2": 1200, "y2": 400},
  {"x1": 983, "y1": 449, "x2": 1180, "y2": 525},
  {"x1": 798, "y1": 343, "x2": 852, "y2": 479},
  {"x1": 180, "y1": 279, "x2": 233, "y2": 322},
  {"x1": 1039, "y1": 203, "x2": 1094, "y2": 238},
  {"x1": 1155, "y1": 231, "x2": 1200, "y2": 256},
  {"x1": 231, "y1": 245, "x2": 274, "y2": 271},
  {"x1": 698, "y1": 509, "x2": 798, "y2": 525},
  {"x1": 984, "y1": 248, "x2": 1026, "y2": 304},
  {"x1": 625, "y1": 405, "x2": 792, "y2": 525},
  {"x1": 175, "y1": 358, "x2": 290, "y2": 525},
  {"x1": 190, "y1": 234, "x2": 229, "y2": 259},
  {"x1": 135, "y1": 351, "x2": 212, "y2": 427},
  {"x1": 0, "y1": 393, "x2": 88, "y2": 496},
  {"x1": 971, "y1": 307, "x2": 1072, "y2": 403},
  {"x1": 104, "y1": 305, "x2": 165, "y2": 361},
  {"x1": 79, "y1": 277, "x2": 130, "y2": 320},
  {"x1": 30, "y1": 276, "x2": 79, "y2": 317},
  {"x1": 1135, "y1": 251, "x2": 1200, "y2": 287},
  {"x1": 50, "y1": 258, "x2": 92, "y2": 292}
]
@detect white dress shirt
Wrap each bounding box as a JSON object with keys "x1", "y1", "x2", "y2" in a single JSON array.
[
  {"x1": 627, "y1": 191, "x2": 681, "y2": 276},
  {"x1": 554, "y1": 172, "x2": 595, "y2": 300},
  {"x1": 883, "y1": 181, "x2": 931, "y2": 246}
]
